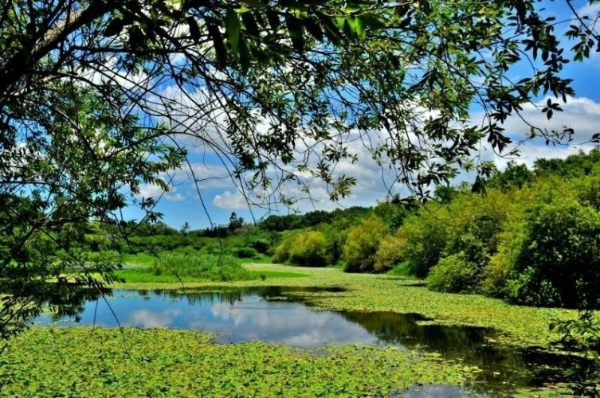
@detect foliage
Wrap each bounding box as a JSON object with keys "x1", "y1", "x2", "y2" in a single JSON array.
[
  {"x1": 288, "y1": 231, "x2": 329, "y2": 267},
  {"x1": 343, "y1": 216, "x2": 388, "y2": 272},
  {"x1": 386, "y1": 261, "x2": 413, "y2": 277},
  {"x1": 151, "y1": 253, "x2": 251, "y2": 282},
  {"x1": 231, "y1": 247, "x2": 260, "y2": 259},
  {"x1": 271, "y1": 231, "x2": 301, "y2": 264},
  {"x1": 395, "y1": 211, "x2": 449, "y2": 278},
  {"x1": 534, "y1": 149, "x2": 600, "y2": 179},
  {"x1": 0, "y1": 327, "x2": 469, "y2": 397},
  {"x1": 488, "y1": 161, "x2": 534, "y2": 191},
  {"x1": 271, "y1": 230, "x2": 329, "y2": 267},
  {"x1": 502, "y1": 201, "x2": 600, "y2": 308},
  {"x1": 374, "y1": 234, "x2": 406, "y2": 272},
  {"x1": 426, "y1": 254, "x2": 480, "y2": 294},
  {"x1": 551, "y1": 311, "x2": 600, "y2": 397}
]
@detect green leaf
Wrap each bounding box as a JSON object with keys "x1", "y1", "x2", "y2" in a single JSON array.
[
  {"x1": 285, "y1": 15, "x2": 304, "y2": 53},
  {"x1": 355, "y1": 16, "x2": 366, "y2": 39},
  {"x1": 239, "y1": 36, "x2": 250, "y2": 74},
  {"x1": 187, "y1": 17, "x2": 200, "y2": 42},
  {"x1": 207, "y1": 21, "x2": 227, "y2": 69},
  {"x1": 226, "y1": 9, "x2": 241, "y2": 54}
]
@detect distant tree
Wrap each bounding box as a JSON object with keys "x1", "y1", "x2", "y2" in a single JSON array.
[
  {"x1": 180, "y1": 222, "x2": 191, "y2": 236},
  {"x1": 489, "y1": 161, "x2": 533, "y2": 190},
  {"x1": 228, "y1": 212, "x2": 244, "y2": 232},
  {"x1": 343, "y1": 216, "x2": 388, "y2": 273}
]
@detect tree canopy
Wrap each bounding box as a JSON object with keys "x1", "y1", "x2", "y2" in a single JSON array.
[{"x1": 2, "y1": 0, "x2": 600, "y2": 342}]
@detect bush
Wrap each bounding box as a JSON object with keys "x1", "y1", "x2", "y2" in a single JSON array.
[
  {"x1": 374, "y1": 234, "x2": 406, "y2": 272},
  {"x1": 249, "y1": 239, "x2": 271, "y2": 254},
  {"x1": 343, "y1": 216, "x2": 388, "y2": 272},
  {"x1": 232, "y1": 247, "x2": 259, "y2": 258},
  {"x1": 499, "y1": 201, "x2": 600, "y2": 308},
  {"x1": 396, "y1": 213, "x2": 448, "y2": 278},
  {"x1": 387, "y1": 261, "x2": 411, "y2": 277},
  {"x1": 426, "y1": 254, "x2": 479, "y2": 293},
  {"x1": 271, "y1": 231, "x2": 299, "y2": 264},
  {"x1": 289, "y1": 231, "x2": 329, "y2": 267},
  {"x1": 271, "y1": 230, "x2": 329, "y2": 267}
]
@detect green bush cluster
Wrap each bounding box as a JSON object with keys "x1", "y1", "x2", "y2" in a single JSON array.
[
  {"x1": 271, "y1": 230, "x2": 329, "y2": 267},
  {"x1": 343, "y1": 217, "x2": 388, "y2": 272}
]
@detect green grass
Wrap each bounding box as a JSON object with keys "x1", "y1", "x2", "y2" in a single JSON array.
[
  {"x1": 247, "y1": 270, "x2": 308, "y2": 279},
  {"x1": 114, "y1": 267, "x2": 308, "y2": 284},
  {"x1": 114, "y1": 267, "x2": 201, "y2": 284},
  {"x1": 1, "y1": 327, "x2": 471, "y2": 397},
  {"x1": 121, "y1": 252, "x2": 159, "y2": 266},
  {"x1": 151, "y1": 253, "x2": 251, "y2": 282}
]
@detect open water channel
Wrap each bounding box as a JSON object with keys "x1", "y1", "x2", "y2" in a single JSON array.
[{"x1": 34, "y1": 286, "x2": 577, "y2": 396}]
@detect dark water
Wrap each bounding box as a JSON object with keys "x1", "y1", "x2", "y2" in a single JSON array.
[{"x1": 34, "y1": 286, "x2": 575, "y2": 396}]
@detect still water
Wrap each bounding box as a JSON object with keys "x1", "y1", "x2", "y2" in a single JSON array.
[{"x1": 34, "y1": 286, "x2": 573, "y2": 396}]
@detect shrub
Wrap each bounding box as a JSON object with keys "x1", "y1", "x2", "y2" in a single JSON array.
[
  {"x1": 374, "y1": 234, "x2": 406, "y2": 272},
  {"x1": 481, "y1": 219, "x2": 527, "y2": 297},
  {"x1": 289, "y1": 231, "x2": 329, "y2": 267},
  {"x1": 426, "y1": 253, "x2": 479, "y2": 293},
  {"x1": 387, "y1": 261, "x2": 411, "y2": 277},
  {"x1": 343, "y1": 216, "x2": 388, "y2": 272},
  {"x1": 271, "y1": 231, "x2": 299, "y2": 264},
  {"x1": 232, "y1": 247, "x2": 259, "y2": 259},
  {"x1": 396, "y1": 213, "x2": 448, "y2": 278},
  {"x1": 500, "y1": 201, "x2": 600, "y2": 308},
  {"x1": 249, "y1": 239, "x2": 271, "y2": 254}
]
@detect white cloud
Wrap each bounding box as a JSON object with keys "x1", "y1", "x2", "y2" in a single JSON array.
[
  {"x1": 153, "y1": 88, "x2": 600, "y2": 216},
  {"x1": 576, "y1": 1, "x2": 600, "y2": 18},
  {"x1": 136, "y1": 183, "x2": 185, "y2": 202},
  {"x1": 474, "y1": 96, "x2": 600, "y2": 168},
  {"x1": 212, "y1": 190, "x2": 249, "y2": 210},
  {"x1": 127, "y1": 309, "x2": 182, "y2": 328}
]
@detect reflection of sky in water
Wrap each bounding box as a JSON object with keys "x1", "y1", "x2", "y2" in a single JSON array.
[{"x1": 34, "y1": 290, "x2": 379, "y2": 347}]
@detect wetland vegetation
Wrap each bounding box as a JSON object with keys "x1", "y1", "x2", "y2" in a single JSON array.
[{"x1": 3, "y1": 151, "x2": 600, "y2": 396}]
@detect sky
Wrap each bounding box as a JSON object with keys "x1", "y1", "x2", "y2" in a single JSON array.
[{"x1": 124, "y1": 1, "x2": 600, "y2": 230}]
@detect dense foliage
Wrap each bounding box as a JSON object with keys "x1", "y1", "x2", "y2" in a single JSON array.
[{"x1": 268, "y1": 150, "x2": 600, "y2": 313}]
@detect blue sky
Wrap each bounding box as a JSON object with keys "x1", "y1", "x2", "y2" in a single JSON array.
[{"x1": 124, "y1": 1, "x2": 600, "y2": 230}]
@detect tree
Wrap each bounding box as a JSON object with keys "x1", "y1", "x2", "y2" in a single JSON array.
[
  {"x1": 180, "y1": 222, "x2": 191, "y2": 235},
  {"x1": 228, "y1": 212, "x2": 244, "y2": 232},
  {"x1": 343, "y1": 216, "x2": 388, "y2": 272},
  {"x1": 1, "y1": 0, "x2": 600, "y2": 344}
]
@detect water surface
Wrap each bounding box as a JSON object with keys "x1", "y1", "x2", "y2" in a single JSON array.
[{"x1": 34, "y1": 286, "x2": 574, "y2": 396}]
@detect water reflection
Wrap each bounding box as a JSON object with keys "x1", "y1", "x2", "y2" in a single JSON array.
[{"x1": 33, "y1": 287, "x2": 575, "y2": 396}]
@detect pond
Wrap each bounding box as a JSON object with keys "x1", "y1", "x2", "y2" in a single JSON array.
[{"x1": 34, "y1": 286, "x2": 574, "y2": 396}]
